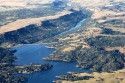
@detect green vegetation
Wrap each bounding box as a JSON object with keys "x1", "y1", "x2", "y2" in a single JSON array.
[
  {"x1": 48, "y1": 43, "x2": 125, "y2": 72},
  {"x1": 101, "y1": 28, "x2": 125, "y2": 35},
  {"x1": 103, "y1": 19, "x2": 124, "y2": 25},
  {"x1": 59, "y1": 37, "x2": 125, "y2": 72},
  {"x1": 0, "y1": 10, "x2": 88, "y2": 46},
  {"x1": 76, "y1": 47, "x2": 125, "y2": 72},
  {"x1": 55, "y1": 46, "x2": 125, "y2": 72},
  {"x1": 86, "y1": 36, "x2": 125, "y2": 47},
  {"x1": 0, "y1": 47, "x2": 53, "y2": 82},
  {"x1": 16, "y1": 64, "x2": 53, "y2": 74},
  {"x1": 57, "y1": 73, "x2": 94, "y2": 81},
  {"x1": 0, "y1": 47, "x2": 27, "y2": 83}
]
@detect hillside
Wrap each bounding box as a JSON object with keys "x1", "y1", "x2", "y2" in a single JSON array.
[
  {"x1": 1, "y1": 0, "x2": 125, "y2": 83},
  {"x1": 47, "y1": 0, "x2": 125, "y2": 82},
  {"x1": 56, "y1": 69, "x2": 125, "y2": 83}
]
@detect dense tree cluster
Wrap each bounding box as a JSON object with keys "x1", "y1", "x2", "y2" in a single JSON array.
[
  {"x1": 57, "y1": 45, "x2": 125, "y2": 72},
  {"x1": 101, "y1": 28, "x2": 125, "y2": 35},
  {"x1": 0, "y1": 48, "x2": 27, "y2": 83},
  {"x1": 58, "y1": 73, "x2": 93, "y2": 81},
  {"x1": 16, "y1": 64, "x2": 53, "y2": 74},
  {"x1": 76, "y1": 47, "x2": 125, "y2": 72},
  {"x1": 86, "y1": 36, "x2": 125, "y2": 48}
]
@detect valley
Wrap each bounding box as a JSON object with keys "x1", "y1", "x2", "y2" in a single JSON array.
[{"x1": 1, "y1": 0, "x2": 125, "y2": 83}]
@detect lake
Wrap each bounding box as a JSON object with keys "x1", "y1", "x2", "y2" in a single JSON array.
[{"x1": 13, "y1": 44, "x2": 86, "y2": 83}]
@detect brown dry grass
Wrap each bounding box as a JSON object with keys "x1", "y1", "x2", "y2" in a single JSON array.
[{"x1": 0, "y1": 10, "x2": 71, "y2": 34}]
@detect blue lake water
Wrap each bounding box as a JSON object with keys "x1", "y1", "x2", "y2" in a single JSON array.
[
  {"x1": 14, "y1": 44, "x2": 54, "y2": 65},
  {"x1": 14, "y1": 44, "x2": 86, "y2": 83}
]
